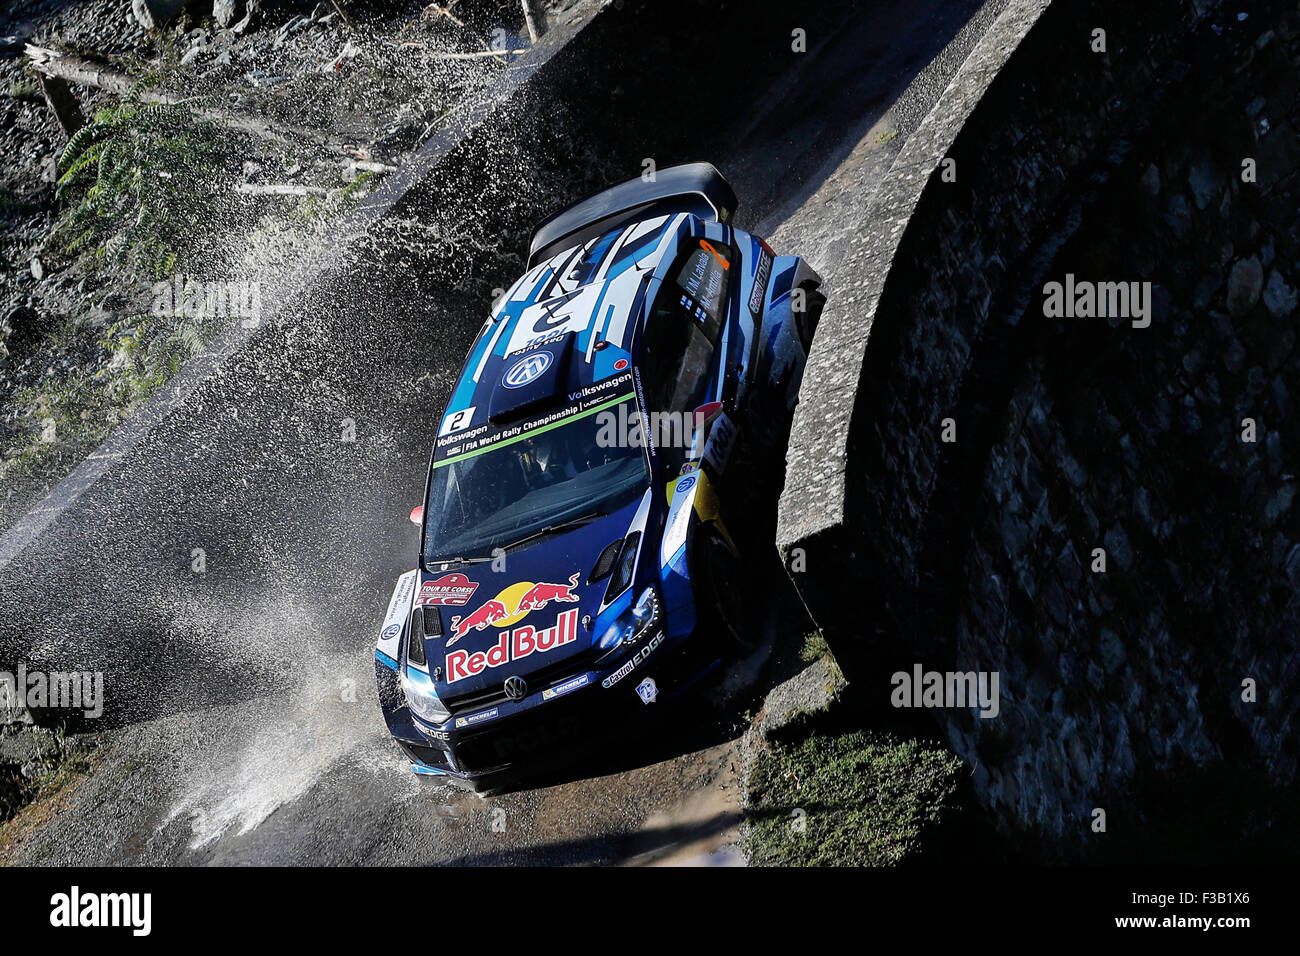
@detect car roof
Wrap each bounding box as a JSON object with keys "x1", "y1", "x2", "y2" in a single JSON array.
[{"x1": 437, "y1": 212, "x2": 715, "y2": 434}]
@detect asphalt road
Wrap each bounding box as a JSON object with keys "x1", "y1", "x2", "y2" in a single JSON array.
[{"x1": 0, "y1": 0, "x2": 1003, "y2": 865}]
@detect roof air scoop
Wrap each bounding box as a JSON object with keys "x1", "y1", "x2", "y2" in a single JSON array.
[{"x1": 488, "y1": 331, "x2": 575, "y2": 423}]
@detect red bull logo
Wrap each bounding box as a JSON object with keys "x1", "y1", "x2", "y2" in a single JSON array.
[
  {"x1": 445, "y1": 608, "x2": 580, "y2": 683},
  {"x1": 445, "y1": 572, "x2": 583, "y2": 647},
  {"x1": 516, "y1": 572, "x2": 581, "y2": 613},
  {"x1": 448, "y1": 599, "x2": 511, "y2": 644}
]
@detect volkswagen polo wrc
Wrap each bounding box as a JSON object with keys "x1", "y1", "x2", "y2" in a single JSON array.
[{"x1": 374, "y1": 163, "x2": 824, "y2": 790}]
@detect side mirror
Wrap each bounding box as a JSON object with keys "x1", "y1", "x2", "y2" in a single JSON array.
[
  {"x1": 692, "y1": 400, "x2": 725, "y2": 428},
  {"x1": 409, "y1": 506, "x2": 424, "y2": 525},
  {"x1": 687, "y1": 401, "x2": 727, "y2": 461}
]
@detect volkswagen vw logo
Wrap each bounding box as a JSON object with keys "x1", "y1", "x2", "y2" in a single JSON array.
[
  {"x1": 503, "y1": 676, "x2": 528, "y2": 701},
  {"x1": 502, "y1": 351, "x2": 553, "y2": 388}
]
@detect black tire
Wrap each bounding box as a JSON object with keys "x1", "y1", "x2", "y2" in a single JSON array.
[
  {"x1": 694, "y1": 526, "x2": 758, "y2": 651},
  {"x1": 795, "y1": 282, "x2": 826, "y2": 351}
]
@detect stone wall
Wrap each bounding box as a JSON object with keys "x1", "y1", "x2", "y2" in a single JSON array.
[{"x1": 778, "y1": 0, "x2": 1300, "y2": 853}]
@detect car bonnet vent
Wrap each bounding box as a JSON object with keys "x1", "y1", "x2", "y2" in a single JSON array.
[
  {"x1": 421, "y1": 605, "x2": 442, "y2": 637},
  {"x1": 588, "y1": 539, "x2": 624, "y2": 584},
  {"x1": 487, "y1": 332, "x2": 574, "y2": 423},
  {"x1": 407, "y1": 607, "x2": 428, "y2": 667},
  {"x1": 603, "y1": 531, "x2": 641, "y2": 603}
]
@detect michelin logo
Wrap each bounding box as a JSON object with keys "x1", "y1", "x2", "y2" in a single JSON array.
[
  {"x1": 455, "y1": 707, "x2": 499, "y2": 728},
  {"x1": 542, "y1": 674, "x2": 590, "y2": 701}
]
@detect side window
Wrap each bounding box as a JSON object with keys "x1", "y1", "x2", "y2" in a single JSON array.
[
  {"x1": 673, "y1": 239, "x2": 731, "y2": 336},
  {"x1": 640, "y1": 238, "x2": 734, "y2": 416},
  {"x1": 641, "y1": 295, "x2": 709, "y2": 416}
]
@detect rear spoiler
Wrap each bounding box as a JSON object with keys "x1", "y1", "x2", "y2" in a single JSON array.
[{"x1": 527, "y1": 162, "x2": 738, "y2": 268}]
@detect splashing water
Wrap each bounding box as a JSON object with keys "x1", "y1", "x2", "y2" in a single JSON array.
[{"x1": 157, "y1": 584, "x2": 423, "y2": 848}]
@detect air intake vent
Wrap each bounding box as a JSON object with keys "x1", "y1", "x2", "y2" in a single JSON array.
[
  {"x1": 407, "y1": 607, "x2": 427, "y2": 667},
  {"x1": 588, "y1": 539, "x2": 624, "y2": 584},
  {"x1": 603, "y1": 531, "x2": 641, "y2": 603},
  {"x1": 421, "y1": 605, "x2": 442, "y2": 637}
]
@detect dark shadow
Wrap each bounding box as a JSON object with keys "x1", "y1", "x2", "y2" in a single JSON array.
[{"x1": 437, "y1": 810, "x2": 741, "y2": 866}]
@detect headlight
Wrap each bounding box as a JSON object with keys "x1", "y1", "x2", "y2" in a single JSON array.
[
  {"x1": 401, "y1": 614, "x2": 450, "y2": 724},
  {"x1": 599, "y1": 587, "x2": 660, "y2": 651},
  {"x1": 401, "y1": 666, "x2": 451, "y2": 724}
]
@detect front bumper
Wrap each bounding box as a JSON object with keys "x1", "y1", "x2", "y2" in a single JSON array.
[{"x1": 376, "y1": 620, "x2": 717, "y2": 789}]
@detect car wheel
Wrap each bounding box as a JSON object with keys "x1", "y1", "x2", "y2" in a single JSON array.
[
  {"x1": 695, "y1": 527, "x2": 758, "y2": 651},
  {"x1": 795, "y1": 282, "x2": 826, "y2": 351}
]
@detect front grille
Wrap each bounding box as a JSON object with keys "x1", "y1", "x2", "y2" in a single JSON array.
[
  {"x1": 454, "y1": 707, "x2": 591, "y2": 772},
  {"x1": 442, "y1": 642, "x2": 609, "y2": 715}
]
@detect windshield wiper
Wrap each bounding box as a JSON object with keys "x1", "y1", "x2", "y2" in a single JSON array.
[
  {"x1": 496, "y1": 512, "x2": 603, "y2": 552},
  {"x1": 430, "y1": 554, "x2": 497, "y2": 568}
]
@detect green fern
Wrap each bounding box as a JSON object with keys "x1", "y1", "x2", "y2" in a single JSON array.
[{"x1": 51, "y1": 99, "x2": 241, "y2": 282}]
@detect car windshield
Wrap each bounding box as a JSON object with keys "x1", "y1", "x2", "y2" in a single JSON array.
[{"x1": 423, "y1": 395, "x2": 649, "y2": 565}]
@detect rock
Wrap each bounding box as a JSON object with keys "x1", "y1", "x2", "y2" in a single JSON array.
[
  {"x1": 1286, "y1": 544, "x2": 1300, "y2": 581},
  {"x1": 1224, "y1": 337, "x2": 1246, "y2": 373},
  {"x1": 231, "y1": 2, "x2": 261, "y2": 36},
  {"x1": 1226, "y1": 256, "x2": 1263, "y2": 316},
  {"x1": 1187, "y1": 157, "x2": 1217, "y2": 210},
  {"x1": 213, "y1": 0, "x2": 241, "y2": 28},
  {"x1": 1001, "y1": 511, "x2": 1030, "y2": 555},
  {"x1": 1061, "y1": 453, "x2": 1087, "y2": 489},
  {"x1": 1164, "y1": 194, "x2": 1192, "y2": 239},
  {"x1": 1140, "y1": 163, "x2": 1160, "y2": 197},
  {"x1": 131, "y1": 1, "x2": 205, "y2": 29},
  {"x1": 3, "y1": 304, "x2": 44, "y2": 355},
  {"x1": 1103, "y1": 524, "x2": 1134, "y2": 572},
  {"x1": 758, "y1": 658, "x2": 845, "y2": 739},
  {"x1": 129, "y1": 5, "x2": 153, "y2": 29},
  {"x1": 1262, "y1": 268, "x2": 1297, "y2": 317},
  {"x1": 1265, "y1": 484, "x2": 1295, "y2": 524},
  {"x1": 1042, "y1": 576, "x2": 1070, "y2": 626}
]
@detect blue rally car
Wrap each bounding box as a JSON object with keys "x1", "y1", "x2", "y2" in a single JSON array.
[{"x1": 374, "y1": 163, "x2": 825, "y2": 790}]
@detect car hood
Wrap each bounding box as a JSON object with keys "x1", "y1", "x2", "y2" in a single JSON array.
[{"x1": 416, "y1": 495, "x2": 648, "y2": 701}]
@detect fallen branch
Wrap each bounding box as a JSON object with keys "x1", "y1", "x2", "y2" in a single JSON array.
[
  {"x1": 330, "y1": 0, "x2": 357, "y2": 32},
  {"x1": 26, "y1": 44, "x2": 140, "y2": 97},
  {"x1": 350, "y1": 160, "x2": 399, "y2": 174},
  {"x1": 395, "y1": 43, "x2": 512, "y2": 59},
  {"x1": 521, "y1": 0, "x2": 548, "y2": 42},
  {"x1": 36, "y1": 73, "x2": 85, "y2": 138},
  {"x1": 25, "y1": 44, "x2": 369, "y2": 162},
  {"x1": 233, "y1": 183, "x2": 327, "y2": 196}
]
